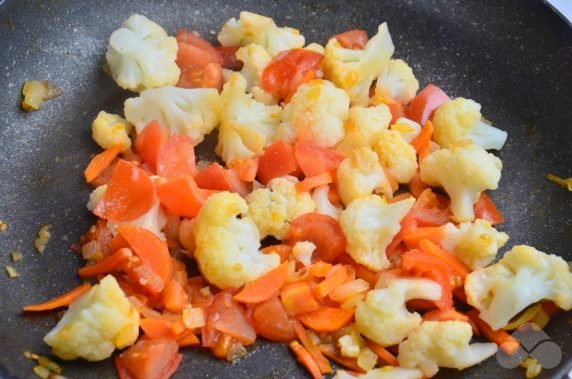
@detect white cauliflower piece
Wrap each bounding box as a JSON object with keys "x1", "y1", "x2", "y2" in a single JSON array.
[
  {"x1": 305, "y1": 43, "x2": 325, "y2": 54},
  {"x1": 338, "y1": 329, "x2": 378, "y2": 371},
  {"x1": 323, "y1": 23, "x2": 394, "y2": 106},
  {"x1": 107, "y1": 198, "x2": 166, "y2": 240},
  {"x1": 312, "y1": 185, "x2": 342, "y2": 220},
  {"x1": 432, "y1": 98, "x2": 508, "y2": 150},
  {"x1": 194, "y1": 192, "x2": 280, "y2": 289},
  {"x1": 276, "y1": 80, "x2": 349, "y2": 147},
  {"x1": 336, "y1": 367, "x2": 424, "y2": 379},
  {"x1": 292, "y1": 241, "x2": 316, "y2": 267},
  {"x1": 372, "y1": 129, "x2": 418, "y2": 183},
  {"x1": 390, "y1": 117, "x2": 421, "y2": 143},
  {"x1": 246, "y1": 177, "x2": 316, "y2": 240},
  {"x1": 124, "y1": 86, "x2": 221, "y2": 145},
  {"x1": 398, "y1": 321, "x2": 498, "y2": 377},
  {"x1": 87, "y1": 185, "x2": 108, "y2": 212},
  {"x1": 376, "y1": 59, "x2": 419, "y2": 105},
  {"x1": 251, "y1": 85, "x2": 279, "y2": 105},
  {"x1": 216, "y1": 73, "x2": 281, "y2": 163},
  {"x1": 337, "y1": 147, "x2": 393, "y2": 206},
  {"x1": 339, "y1": 195, "x2": 414, "y2": 271},
  {"x1": 420, "y1": 144, "x2": 502, "y2": 222},
  {"x1": 236, "y1": 43, "x2": 272, "y2": 90},
  {"x1": 106, "y1": 14, "x2": 180, "y2": 92},
  {"x1": 218, "y1": 11, "x2": 305, "y2": 56},
  {"x1": 441, "y1": 219, "x2": 509, "y2": 270},
  {"x1": 355, "y1": 279, "x2": 442, "y2": 346},
  {"x1": 465, "y1": 245, "x2": 572, "y2": 330},
  {"x1": 346, "y1": 104, "x2": 392, "y2": 146},
  {"x1": 91, "y1": 111, "x2": 133, "y2": 150},
  {"x1": 44, "y1": 275, "x2": 139, "y2": 361}
]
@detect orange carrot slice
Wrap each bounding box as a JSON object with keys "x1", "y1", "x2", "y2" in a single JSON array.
[
  {"x1": 234, "y1": 262, "x2": 289, "y2": 304},
  {"x1": 22, "y1": 283, "x2": 91, "y2": 312},
  {"x1": 297, "y1": 306, "x2": 354, "y2": 332},
  {"x1": 84, "y1": 145, "x2": 123, "y2": 183}
]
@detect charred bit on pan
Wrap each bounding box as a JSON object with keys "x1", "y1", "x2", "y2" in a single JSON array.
[
  {"x1": 34, "y1": 224, "x2": 53, "y2": 253},
  {"x1": 21, "y1": 80, "x2": 62, "y2": 112}
]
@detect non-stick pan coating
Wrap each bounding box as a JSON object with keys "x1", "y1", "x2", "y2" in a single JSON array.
[{"x1": 1, "y1": 0, "x2": 571, "y2": 378}]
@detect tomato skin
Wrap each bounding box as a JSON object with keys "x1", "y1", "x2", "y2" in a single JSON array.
[
  {"x1": 288, "y1": 213, "x2": 347, "y2": 263},
  {"x1": 156, "y1": 134, "x2": 197, "y2": 178},
  {"x1": 474, "y1": 193, "x2": 504, "y2": 225},
  {"x1": 257, "y1": 140, "x2": 298, "y2": 185},
  {"x1": 134, "y1": 120, "x2": 169, "y2": 173},
  {"x1": 115, "y1": 339, "x2": 182, "y2": 379},
  {"x1": 175, "y1": 30, "x2": 224, "y2": 90},
  {"x1": 205, "y1": 290, "x2": 257, "y2": 346},
  {"x1": 252, "y1": 296, "x2": 297, "y2": 342},
  {"x1": 294, "y1": 142, "x2": 346, "y2": 178},
  {"x1": 330, "y1": 29, "x2": 368, "y2": 49},
  {"x1": 261, "y1": 49, "x2": 323, "y2": 101},
  {"x1": 405, "y1": 84, "x2": 450, "y2": 125},
  {"x1": 194, "y1": 162, "x2": 250, "y2": 197}
]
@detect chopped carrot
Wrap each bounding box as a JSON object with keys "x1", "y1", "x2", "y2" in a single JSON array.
[
  {"x1": 140, "y1": 318, "x2": 186, "y2": 340},
  {"x1": 319, "y1": 344, "x2": 365, "y2": 373},
  {"x1": 228, "y1": 157, "x2": 259, "y2": 182},
  {"x1": 314, "y1": 265, "x2": 350, "y2": 299},
  {"x1": 365, "y1": 339, "x2": 399, "y2": 366},
  {"x1": 295, "y1": 171, "x2": 334, "y2": 193},
  {"x1": 78, "y1": 247, "x2": 133, "y2": 278},
  {"x1": 297, "y1": 306, "x2": 354, "y2": 332},
  {"x1": 290, "y1": 341, "x2": 322, "y2": 379},
  {"x1": 467, "y1": 309, "x2": 520, "y2": 355},
  {"x1": 163, "y1": 279, "x2": 188, "y2": 313},
  {"x1": 336, "y1": 254, "x2": 380, "y2": 287},
  {"x1": 234, "y1": 262, "x2": 289, "y2": 304},
  {"x1": 176, "y1": 330, "x2": 201, "y2": 347},
  {"x1": 402, "y1": 226, "x2": 445, "y2": 249},
  {"x1": 474, "y1": 192, "x2": 504, "y2": 225},
  {"x1": 281, "y1": 281, "x2": 320, "y2": 316},
  {"x1": 22, "y1": 283, "x2": 91, "y2": 312},
  {"x1": 261, "y1": 244, "x2": 292, "y2": 263},
  {"x1": 84, "y1": 145, "x2": 123, "y2": 183},
  {"x1": 411, "y1": 120, "x2": 434, "y2": 152},
  {"x1": 294, "y1": 323, "x2": 332, "y2": 374},
  {"x1": 419, "y1": 239, "x2": 470, "y2": 280},
  {"x1": 308, "y1": 261, "x2": 332, "y2": 278}
]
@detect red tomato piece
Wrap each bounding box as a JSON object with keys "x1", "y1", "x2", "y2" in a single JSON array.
[
  {"x1": 175, "y1": 30, "x2": 222, "y2": 68},
  {"x1": 252, "y1": 296, "x2": 297, "y2": 342},
  {"x1": 177, "y1": 62, "x2": 223, "y2": 90},
  {"x1": 474, "y1": 192, "x2": 504, "y2": 225},
  {"x1": 405, "y1": 84, "x2": 450, "y2": 125},
  {"x1": 257, "y1": 140, "x2": 298, "y2": 184},
  {"x1": 206, "y1": 290, "x2": 257, "y2": 346},
  {"x1": 156, "y1": 134, "x2": 197, "y2": 178},
  {"x1": 93, "y1": 160, "x2": 155, "y2": 222},
  {"x1": 330, "y1": 29, "x2": 368, "y2": 49},
  {"x1": 156, "y1": 176, "x2": 206, "y2": 218},
  {"x1": 216, "y1": 46, "x2": 243, "y2": 70},
  {"x1": 194, "y1": 162, "x2": 250, "y2": 197},
  {"x1": 288, "y1": 213, "x2": 347, "y2": 263},
  {"x1": 261, "y1": 49, "x2": 323, "y2": 101},
  {"x1": 134, "y1": 120, "x2": 169, "y2": 173},
  {"x1": 115, "y1": 339, "x2": 182, "y2": 379},
  {"x1": 294, "y1": 142, "x2": 346, "y2": 178}
]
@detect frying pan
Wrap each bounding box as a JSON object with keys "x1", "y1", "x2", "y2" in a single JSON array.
[{"x1": 1, "y1": 0, "x2": 571, "y2": 378}]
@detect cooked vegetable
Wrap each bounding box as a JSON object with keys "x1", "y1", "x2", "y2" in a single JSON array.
[
  {"x1": 546, "y1": 173, "x2": 572, "y2": 191},
  {"x1": 372, "y1": 129, "x2": 418, "y2": 183},
  {"x1": 420, "y1": 143, "x2": 502, "y2": 222},
  {"x1": 34, "y1": 224, "x2": 52, "y2": 253},
  {"x1": 465, "y1": 245, "x2": 572, "y2": 330},
  {"x1": 236, "y1": 43, "x2": 272, "y2": 90},
  {"x1": 23, "y1": 283, "x2": 92, "y2": 312},
  {"x1": 376, "y1": 59, "x2": 419, "y2": 105},
  {"x1": 335, "y1": 367, "x2": 424, "y2": 379},
  {"x1": 44, "y1": 275, "x2": 139, "y2": 361},
  {"x1": 21, "y1": 80, "x2": 62, "y2": 111},
  {"x1": 346, "y1": 105, "x2": 392, "y2": 146},
  {"x1": 5, "y1": 266, "x2": 19, "y2": 279},
  {"x1": 91, "y1": 112, "x2": 133, "y2": 150},
  {"x1": 432, "y1": 98, "x2": 508, "y2": 150},
  {"x1": 106, "y1": 14, "x2": 179, "y2": 92}
]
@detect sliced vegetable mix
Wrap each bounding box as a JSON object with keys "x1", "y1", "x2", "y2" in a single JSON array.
[{"x1": 21, "y1": 11, "x2": 572, "y2": 379}]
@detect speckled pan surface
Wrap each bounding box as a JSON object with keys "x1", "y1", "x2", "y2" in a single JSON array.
[{"x1": 0, "y1": 0, "x2": 571, "y2": 378}]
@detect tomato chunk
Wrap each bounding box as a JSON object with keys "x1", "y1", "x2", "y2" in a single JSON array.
[
  {"x1": 257, "y1": 140, "x2": 297, "y2": 184},
  {"x1": 252, "y1": 296, "x2": 297, "y2": 342},
  {"x1": 330, "y1": 29, "x2": 368, "y2": 49},
  {"x1": 115, "y1": 339, "x2": 182, "y2": 379},
  {"x1": 405, "y1": 84, "x2": 450, "y2": 125},
  {"x1": 175, "y1": 30, "x2": 223, "y2": 90},
  {"x1": 156, "y1": 134, "x2": 197, "y2": 178},
  {"x1": 294, "y1": 142, "x2": 346, "y2": 178},
  {"x1": 288, "y1": 213, "x2": 346, "y2": 263},
  {"x1": 156, "y1": 176, "x2": 206, "y2": 218},
  {"x1": 205, "y1": 290, "x2": 256, "y2": 346},
  {"x1": 134, "y1": 120, "x2": 168, "y2": 173}
]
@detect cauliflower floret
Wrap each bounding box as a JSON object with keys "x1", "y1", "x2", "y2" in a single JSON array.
[
  {"x1": 346, "y1": 104, "x2": 392, "y2": 146},
  {"x1": 312, "y1": 185, "x2": 342, "y2": 220},
  {"x1": 124, "y1": 86, "x2": 221, "y2": 145},
  {"x1": 292, "y1": 241, "x2": 316, "y2": 267},
  {"x1": 323, "y1": 23, "x2": 394, "y2": 106},
  {"x1": 465, "y1": 245, "x2": 572, "y2": 330},
  {"x1": 336, "y1": 367, "x2": 424, "y2": 379},
  {"x1": 337, "y1": 147, "x2": 393, "y2": 206},
  {"x1": 398, "y1": 321, "x2": 498, "y2": 377},
  {"x1": 441, "y1": 219, "x2": 509, "y2": 270},
  {"x1": 390, "y1": 117, "x2": 421, "y2": 143},
  {"x1": 194, "y1": 192, "x2": 280, "y2": 289},
  {"x1": 236, "y1": 43, "x2": 272, "y2": 91},
  {"x1": 305, "y1": 42, "x2": 325, "y2": 54},
  {"x1": 87, "y1": 185, "x2": 108, "y2": 212},
  {"x1": 216, "y1": 73, "x2": 281, "y2": 163},
  {"x1": 420, "y1": 144, "x2": 502, "y2": 222},
  {"x1": 91, "y1": 111, "x2": 133, "y2": 150},
  {"x1": 432, "y1": 98, "x2": 508, "y2": 150},
  {"x1": 276, "y1": 80, "x2": 349, "y2": 147},
  {"x1": 106, "y1": 14, "x2": 179, "y2": 92},
  {"x1": 355, "y1": 279, "x2": 442, "y2": 346},
  {"x1": 218, "y1": 11, "x2": 305, "y2": 56},
  {"x1": 251, "y1": 85, "x2": 279, "y2": 105},
  {"x1": 246, "y1": 177, "x2": 316, "y2": 240},
  {"x1": 339, "y1": 195, "x2": 415, "y2": 271},
  {"x1": 372, "y1": 129, "x2": 418, "y2": 183},
  {"x1": 338, "y1": 329, "x2": 378, "y2": 371},
  {"x1": 108, "y1": 198, "x2": 166, "y2": 240},
  {"x1": 376, "y1": 59, "x2": 419, "y2": 105},
  {"x1": 44, "y1": 275, "x2": 139, "y2": 361}
]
